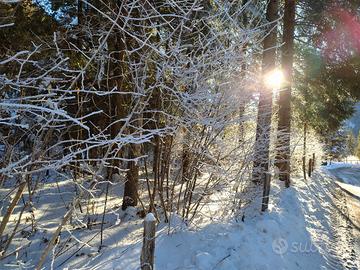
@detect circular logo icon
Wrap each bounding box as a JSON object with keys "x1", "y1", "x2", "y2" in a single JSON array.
[{"x1": 272, "y1": 238, "x2": 288, "y2": 255}]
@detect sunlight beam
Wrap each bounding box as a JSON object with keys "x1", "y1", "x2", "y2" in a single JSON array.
[{"x1": 264, "y1": 69, "x2": 285, "y2": 89}]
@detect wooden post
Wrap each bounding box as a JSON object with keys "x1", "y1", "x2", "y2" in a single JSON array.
[
  {"x1": 302, "y1": 156, "x2": 307, "y2": 181},
  {"x1": 311, "y1": 153, "x2": 315, "y2": 172},
  {"x1": 308, "y1": 158, "x2": 312, "y2": 177},
  {"x1": 141, "y1": 213, "x2": 156, "y2": 270},
  {"x1": 261, "y1": 173, "x2": 271, "y2": 212}
]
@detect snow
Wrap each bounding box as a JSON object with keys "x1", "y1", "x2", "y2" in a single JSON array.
[
  {"x1": 325, "y1": 161, "x2": 360, "y2": 170},
  {"x1": 117, "y1": 170, "x2": 358, "y2": 270},
  {"x1": 336, "y1": 182, "x2": 360, "y2": 199},
  {"x1": 144, "y1": 213, "x2": 156, "y2": 222},
  {"x1": 325, "y1": 161, "x2": 360, "y2": 198},
  {"x1": 192, "y1": 252, "x2": 214, "y2": 270},
  {"x1": 1, "y1": 169, "x2": 358, "y2": 269}
]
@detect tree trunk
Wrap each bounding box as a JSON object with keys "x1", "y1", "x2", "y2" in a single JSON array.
[
  {"x1": 275, "y1": 0, "x2": 296, "y2": 188},
  {"x1": 77, "y1": 0, "x2": 84, "y2": 27},
  {"x1": 109, "y1": 21, "x2": 128, "y2": 174},
  {"x1": 312, "y1": 153, "x2": 315, "y2": 171},
  {"x1": 238, "y1": 0, "x2": 249, "y2": 144},
  {"x1": 252, "y1": 0, "x2": 279, "y2": 183},
  {"x1": 106, "y1": 3, "x2": 141, "y2": 210},
  {"x1": 122, "y1": 140, "x2": 140, "y2": 210},
  {"x1": 182, "y1": 129, "x2": 191, "y2": 183}
]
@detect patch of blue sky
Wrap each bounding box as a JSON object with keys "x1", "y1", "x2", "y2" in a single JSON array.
[{"x1": 32, "y1": 0, "x2": 77, "y2": 26}]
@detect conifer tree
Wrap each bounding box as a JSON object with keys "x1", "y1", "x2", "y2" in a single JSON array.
[
  {"x1": 346, "y1": 131, "x2": 357, "y2": 156},
  {"x1": 252, "y1": 0, "x2": 279, "y2": 183},
  {"x1": 275, "y1": 0, "x2": 296, "y2": 187}
]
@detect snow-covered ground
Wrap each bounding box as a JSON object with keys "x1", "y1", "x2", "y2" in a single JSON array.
[
  {"x1": 326, "y1": 162, "x2": 360, "y2": 198},
  {"x1": 323, "y1": 162, "x2": 360, "y2": 269},
  {"x1": 1, "y1": 168, "x2": 359, "y2": 270}
]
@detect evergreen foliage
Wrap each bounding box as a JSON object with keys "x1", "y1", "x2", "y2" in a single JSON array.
[{"x1": 293, "y1": 0, "x2": 360, "y2": 135}]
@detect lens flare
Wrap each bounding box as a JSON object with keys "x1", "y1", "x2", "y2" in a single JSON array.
[
  {"x1": 264, "y1": 69, "x2": 284, "y2": 89},
  {"x1": 321, "y1": 8, "x2": 360, "y2": 63}
]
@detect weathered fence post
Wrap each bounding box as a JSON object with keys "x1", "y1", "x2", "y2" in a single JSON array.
[
  {"x1": 312, "y1": 153, "x2": 316, "y2": 172},
  {"x1": 302, "y1": 156, "x2": 307, "y2": 181},
  {"x1": 141, "y1": 213, "x2": 156, "y2": 270},
  {"x1": 261, "y1": 173, "x2": 271, "y2": 212},
  {"x1": 308, "y1": 158, "x2": 313, "y2": 177}
]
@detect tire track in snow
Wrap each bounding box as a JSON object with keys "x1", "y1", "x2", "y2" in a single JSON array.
[
  {"x1": 328, "y1": 188, "x2": 357, "y2": 270},
  {"x1": 308, "y1": 173, "x2": 358, "y2": 270}
]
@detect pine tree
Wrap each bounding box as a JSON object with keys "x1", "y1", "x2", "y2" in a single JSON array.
[
  {"x1": 323, "y1": 128, "x2": 349, "y2": 161},
  {"x1": 346, "y1": 131, "x2": 357, "y2": 156},
  {"x1": 292, "y1": 0, "x2": 360, "y2": 138},
  {"x1": 252, "y1": 0, "x2": 279, "y2": 183}
]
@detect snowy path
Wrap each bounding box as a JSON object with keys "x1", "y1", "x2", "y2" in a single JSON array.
[{"x1": 286, "y1": 169, "x2": 358, "y2": 270}]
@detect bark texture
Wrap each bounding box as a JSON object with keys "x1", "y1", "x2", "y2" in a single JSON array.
[
  {"x1": 252, "y1": 0, "x2": 279, "y2": 183},
  {"x1": 276, "y1": 0, "x2": 296, "y2": 187}
]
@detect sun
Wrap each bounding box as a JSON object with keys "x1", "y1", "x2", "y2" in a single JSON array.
[{"x1": 264, "y1": 69, "x2": 285, "y2": 89}]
